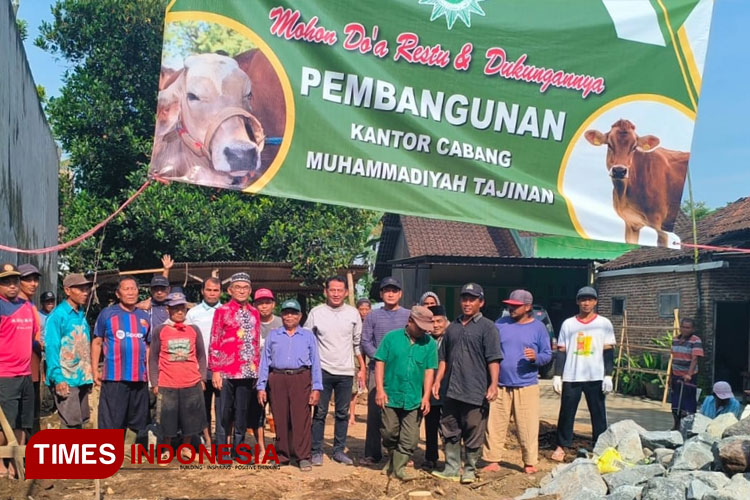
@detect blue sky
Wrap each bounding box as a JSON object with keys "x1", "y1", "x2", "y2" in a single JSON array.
[{"x1": 18, "y1": 0, "x2": 750, "y2": 209}]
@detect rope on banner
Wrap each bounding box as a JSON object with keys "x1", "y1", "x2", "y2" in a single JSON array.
[
  {"x1": 0, "y1": 180, "x2": 152, "y2": 255},
  {"x1": 680, "y1": 242, "x2": 750, "y2": 254}
]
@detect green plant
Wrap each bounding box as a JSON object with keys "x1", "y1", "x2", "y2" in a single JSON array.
[
  {"x1": 651, "y1": 331, "x2": 674, "y2": 349},
  {"x1": 616, "y1": 354, "x2": 646, "y2": 395}
]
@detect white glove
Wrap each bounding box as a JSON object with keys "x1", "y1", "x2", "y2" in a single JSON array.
[
  {"x1": 552, "y1": 376, "x2": 562, "y2": 394},
  {"x1": 602, "y1": 376, "x2": 613, "y2": 394}
]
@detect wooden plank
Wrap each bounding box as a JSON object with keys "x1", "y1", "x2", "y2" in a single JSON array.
[
  {"x1": 610, "y1": 325, "x2": 679, "y2": 331},
  {"x1": 614, "y1": 344, "x2": 672, "y2": 353}
]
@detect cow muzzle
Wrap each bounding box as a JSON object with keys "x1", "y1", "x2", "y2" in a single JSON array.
[
  {"x1": 223, "y1": 144, "x2": 260, "y2": 176},
  {"x1": 610, "y1": 165, "x2": 629, "y2": 180},
  {"x1": 175, "y1": 106, "x2": 266, "y2": 163}
]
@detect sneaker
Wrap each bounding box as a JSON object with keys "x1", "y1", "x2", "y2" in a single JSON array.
[
  {"x1": 311, "y1": 453, "x2": 324, "y2": 466},
  {"x1": 299, "y1": 460, "x2": 312, "y2": 472},
  {"x1": 333, "y1": 451, "x2": 353, "y2": 465}
]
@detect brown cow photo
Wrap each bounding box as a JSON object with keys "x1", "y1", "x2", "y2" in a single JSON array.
[
  {"x1": 150, "y1": 50, "x2": 286, "y2": 190},
  {"x1": 584, "y1": 119, "x2": 689, "y2": 247}
]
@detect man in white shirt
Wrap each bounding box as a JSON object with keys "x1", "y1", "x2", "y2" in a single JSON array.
[
  {"x1": 185, "y1": 277, "x2": 223, "y2": 444},
  {"x1": 305, "y1": 276, "x2": 365, "y2": 466},
  {"x1": 551, "y1": 286, "x2": 615, "y2": 461}
]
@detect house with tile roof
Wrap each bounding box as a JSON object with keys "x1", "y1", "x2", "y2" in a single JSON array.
[
  {"x1": 374, "y1": 214, "x2": 631, "y2": 331},
  {"x1": 595, "y1": 197, "x2": 750, "y2": 391}
]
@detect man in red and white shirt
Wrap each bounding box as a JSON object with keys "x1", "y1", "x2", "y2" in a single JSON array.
[
  {"x1": 551, "y1": 286, "x2": 615, "y2": 461},
  {"x1": 209, "y1": 272, "x2": 262, "y2": 456}
]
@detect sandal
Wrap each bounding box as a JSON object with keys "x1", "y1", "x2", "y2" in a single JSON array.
[
  {"x1": 550, "y1": 448, "x2": 565, "y2": 462},
  {"x1": 359, "y1": 456, "x2": 379, "y2": 466},
  {"x1": 524, "y1": 465, "x2": 538, "y2": 474}
]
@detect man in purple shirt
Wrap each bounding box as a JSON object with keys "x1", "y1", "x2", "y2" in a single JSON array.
[
  {"x1": 482, "y1": 289, "x2": 551, "y2": 474},
  {"x1": 257, "y1": 299, "x2": 322, "y2": 471},
  {"x1": 360, "y1": 277, "x2": 411, "y2": 465}
]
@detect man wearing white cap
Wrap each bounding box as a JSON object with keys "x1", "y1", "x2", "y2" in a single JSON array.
[
  {"x1": 552, "y1": 286, "x2": 615, "y2": 461},
  {"x1": 209, "y1": 272, "x2": 262, "y2": 456},
  {"x1": 700, "y1": 381, "x2": 741, "y2": 419}
]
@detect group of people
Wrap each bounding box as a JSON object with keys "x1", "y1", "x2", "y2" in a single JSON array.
[{"x1": 1, "y1": 259, "x2": 744, "y2": 483}]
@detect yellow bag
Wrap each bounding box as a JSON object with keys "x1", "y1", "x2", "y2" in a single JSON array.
[{"x1": 596, "y1": 447, "x2": 627, "y2": 474}]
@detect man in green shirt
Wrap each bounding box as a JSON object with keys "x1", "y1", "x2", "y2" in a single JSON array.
[{"x1": 374, "y1": 306, "x2": 437, "y2": 481}]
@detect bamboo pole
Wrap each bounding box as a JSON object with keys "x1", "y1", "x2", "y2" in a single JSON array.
[
  {"x1": 614, "y1": 311, "x2": 628, "y2": 393},
  {"x1": 661, "y1": 309, "x2": 680, "y2": 407},
  {"x1": 347, "y1": 272, "x2": 356, "y2": 307}
]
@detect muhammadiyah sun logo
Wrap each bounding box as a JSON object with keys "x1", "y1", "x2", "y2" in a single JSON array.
[{"x1": 419, "y1": 0, "x2": 485, "y2": 30}]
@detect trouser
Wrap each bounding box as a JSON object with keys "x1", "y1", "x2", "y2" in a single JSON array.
[
  {"x1": 440, "y1": 398, "x2": 488, "y2": 449},
  {"x1": 482, "y1": 384, "x2": 540, "y2": 466},
  {"x1": 365, "y1": 371, "x2": 383, "y2": 460},
  {"x1": 220, "y1": 378, "x2": 258, "y2": 451},
  {"x1": 424, "y1": 403, "x2": 442, "y2": 462},
  {"x1": 381, "y1": 407, "x2": 422, "y2": 456},
  {"x1": 32, "y1": 380, "x2": 41, "y2": 435},
  {"x1": 556, "y1": 381, "x2": 607, "y2": 448},
  {"x1": 670, "y1": 375, "x2": 698, "y2": 415},
  {"x1": 312, "y1": 370, "x2": 352, "y2": 455},
  {"x1": 98, "y1": 381, "x2": 149, "y2": 432},
  {"x1": 204, "y1": 373, "x2": 225, "y2": 443},
  {"x1": 268, "y1": 370, "x2": 312, "y2": 464}
]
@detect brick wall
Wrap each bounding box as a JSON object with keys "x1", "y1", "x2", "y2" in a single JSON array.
[{"x1": 596, "y1": 256, "x2": 750, "y2": 384}]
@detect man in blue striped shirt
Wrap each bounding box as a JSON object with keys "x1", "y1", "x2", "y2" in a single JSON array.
[
  {"x1": 91, "y1": 277, "x2": 151, "y2": 446},
  {"x1": 360, "y1": 277, "x2": 411, "y2": 465}
]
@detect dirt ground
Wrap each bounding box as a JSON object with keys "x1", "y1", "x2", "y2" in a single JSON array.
[{"x1": 1, "y1": 396, "x2": 592, "y2": 500}]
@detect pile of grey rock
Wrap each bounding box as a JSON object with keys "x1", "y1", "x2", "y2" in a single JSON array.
[{"x1": 516, "y1": 416, "x2": 750, "y2": 500}]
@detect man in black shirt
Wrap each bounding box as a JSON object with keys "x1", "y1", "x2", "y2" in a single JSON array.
[{"x1": 431, "y1": 283, "x2": 502, "y2": 484}]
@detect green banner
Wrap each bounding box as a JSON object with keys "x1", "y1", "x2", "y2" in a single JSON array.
[{"x1": 149, "y1": 0, "x2": 714, "y2": 248}]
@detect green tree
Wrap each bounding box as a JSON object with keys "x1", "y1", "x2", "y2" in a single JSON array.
[
  {"x1": 681, "y1": 200, "x2": 714, "y2": 220},
  {"x1": 40, "y1": 0, "x2": 377, "y2": 285},
  {"x1": 16, "y1": 18, "x2": 28, "y2": 40}
]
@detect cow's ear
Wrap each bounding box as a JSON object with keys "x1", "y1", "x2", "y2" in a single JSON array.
[
  {"x1": 636, "y1": 135, "x2": 660, "y2": 152},
  {"x1": 155, "y1": 72, "x2": 184, "y2": 137},
  {"x1": 584, "y1": 130, "x2": 607, "y2": 146},
  {"x1": 159, "y1": 67, "x2": 184, "y2": 91}
]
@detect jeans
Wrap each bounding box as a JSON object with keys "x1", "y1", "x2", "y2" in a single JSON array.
[{"x1": 312, "y1": 370, "x2": 353, "y2": 455}]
